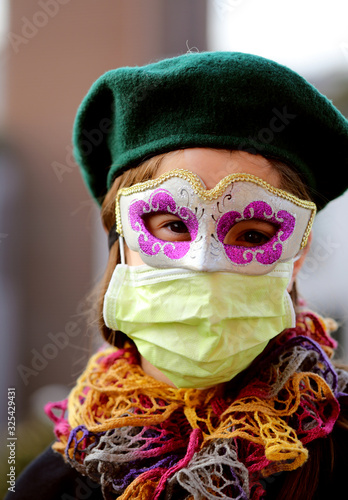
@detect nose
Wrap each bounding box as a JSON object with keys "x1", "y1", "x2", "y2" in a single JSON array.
[{"x1": 185, "y1": 233, "x2": 221, "y2": 272}]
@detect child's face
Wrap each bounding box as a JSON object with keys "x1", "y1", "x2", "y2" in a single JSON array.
[
  {"x1": 113, "y1": 148, "x2": 313, "y2": 387},
  {"x1": 124, "y1": 148, "x2": 283, "y2": 266}
]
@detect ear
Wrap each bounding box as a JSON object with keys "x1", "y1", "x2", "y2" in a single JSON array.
[{"x1": 288, "y1": 232, "x2": 312, "y2": 291}]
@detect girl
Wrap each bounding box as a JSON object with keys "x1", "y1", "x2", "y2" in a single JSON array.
[{"x1": 10, "y1": 52, "x2": 348, "y2": 499}]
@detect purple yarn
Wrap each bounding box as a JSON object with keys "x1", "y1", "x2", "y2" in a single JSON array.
[
  {"x1": 65, "y1": 425, "x2": 104, "y2": 462},
  {"x1": 111, "y1": 452, "x2": 183, "y2": 492}
]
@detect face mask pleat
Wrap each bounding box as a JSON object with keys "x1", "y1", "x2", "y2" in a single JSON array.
[{"x1": 103, "y1": 261, "x2": 295, "y2": 389}]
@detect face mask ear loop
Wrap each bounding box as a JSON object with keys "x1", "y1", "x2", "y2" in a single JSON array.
[
  {"x1": 293, "y1": 251, "x2": 302, "y2": 263},
  {"x1": 119, "y1": 235, "x2": 126, "y2": 264}
]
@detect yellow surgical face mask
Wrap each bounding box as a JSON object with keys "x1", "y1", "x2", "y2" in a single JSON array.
[{"x1": 103, "y1": 261, "x2": 295, "y2": 389}]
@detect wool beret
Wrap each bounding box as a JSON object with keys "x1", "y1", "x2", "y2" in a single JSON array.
[{"x1": 73, "y1": 51, "x2": 348, "y2": 209}]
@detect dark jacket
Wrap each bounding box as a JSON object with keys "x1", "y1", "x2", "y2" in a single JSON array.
[{"x1": 5, "y1": 416, "x2": 348, "y2": 500}]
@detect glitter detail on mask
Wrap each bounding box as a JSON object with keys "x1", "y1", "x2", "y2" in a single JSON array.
[
  {"x1": 118, "y1": 170, "x2": 315, "y2": 274},
  {"x1": 216, "y1": 201, "x2": 296, "y2": 265},
  {"x1": 128, "y1": 188, "x2": 199, "y2": 259}
]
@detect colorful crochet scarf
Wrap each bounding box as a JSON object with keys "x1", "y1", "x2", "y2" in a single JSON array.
[{"x1": 46, "y1": 311, "x2": 348, "y2": 499}]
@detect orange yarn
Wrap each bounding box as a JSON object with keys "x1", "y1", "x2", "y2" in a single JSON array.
[
  {"x1": 65, "y1": 344, "x2": 336, "y2": 477},
  {"x1": 68, "y1": 347, "x2": 216, "y2": 433},
  {"x1": 45, "y1": 312, "x2": 343, "y2": 498}
]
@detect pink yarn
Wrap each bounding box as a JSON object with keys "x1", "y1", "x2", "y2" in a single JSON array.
[
  {"x1": 154, "y1": 428, "x2": 203, "y2": 499},
  {"x1": 44, "y1": 399, "x2": 70, "y2": 439}
]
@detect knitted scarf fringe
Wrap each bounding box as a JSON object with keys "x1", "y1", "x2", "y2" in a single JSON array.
[{"x1": 45, "y1": 311, "x2": 348, "y2": 499}]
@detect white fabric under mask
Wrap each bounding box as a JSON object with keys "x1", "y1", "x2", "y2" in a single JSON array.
[
  {"x1": 116, "y1": 170, "x2": 316, "y2": 275},
  {"x1": 103, "y1": 261, "x2": 295, "y2": 389}
]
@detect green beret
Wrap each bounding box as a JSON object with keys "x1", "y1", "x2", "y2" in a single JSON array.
[{"x1": 73, "y1": 51, "x2": 348, "y2": 209}]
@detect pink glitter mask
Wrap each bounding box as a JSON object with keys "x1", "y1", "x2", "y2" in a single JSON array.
[{"x1": 115, "y1": 170, "x2": 316, "y2": 275}]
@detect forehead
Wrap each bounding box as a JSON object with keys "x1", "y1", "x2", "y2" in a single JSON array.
[{"x1": 155, "y1": 149, "x2": 282, "y2": 190}]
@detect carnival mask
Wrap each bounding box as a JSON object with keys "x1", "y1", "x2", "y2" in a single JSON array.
[{"x1": 115, "y1": 169, "x2": 316, "y2": 275}]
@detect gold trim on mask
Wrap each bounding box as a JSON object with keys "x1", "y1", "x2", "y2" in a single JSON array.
[{"x1": 115, "y1": 169, "x2": 316, "y2": 249}]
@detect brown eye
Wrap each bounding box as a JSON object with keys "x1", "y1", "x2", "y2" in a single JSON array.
[
  {"x1": 142, "y1": 212, "x2": 191, "y2": 242},
  {"x1": 237, "y1": 230, "x2": 270, "y2": 246},
  {"x1": 223, "y1": 219, "x2": 278, "y2": 247},
  {"x1": 164, "y1": 220, "x2": 189, "y2": 234}
]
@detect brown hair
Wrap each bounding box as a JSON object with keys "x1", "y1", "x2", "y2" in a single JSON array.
[{"x1": 98, "y1": 153, "x2": 167, "y2": 346}]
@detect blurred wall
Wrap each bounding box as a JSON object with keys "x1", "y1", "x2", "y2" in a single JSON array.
[
  {"x1": 297, "y1": 70, "x2": 348, "y2": 361},
  {"x1": 1, "y1": 0, "x2": 207, "y2": 424}
]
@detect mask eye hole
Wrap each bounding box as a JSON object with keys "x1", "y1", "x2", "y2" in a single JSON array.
[
  {"x1": 223, "y1": 219, "x2": 279, "y2": 247},
  {"x1": 142, "y1": 211, "x2": 191, "y2": 242}
]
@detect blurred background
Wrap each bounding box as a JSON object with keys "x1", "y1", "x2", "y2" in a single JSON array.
[{"x1": 1, "y1": 0, "x2": 348, "y2": 490}]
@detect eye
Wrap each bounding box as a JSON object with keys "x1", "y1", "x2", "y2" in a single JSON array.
[
  {"x1": 223, "y1": 219, "x2": 278, "y2": 247},
  {"x1": 164, "y1": 220, "x2": 189, "y2": 234},
  {"x1": 237, "y1": 230, "x2": 270, "y2": 246},
  {"x1": 142, "y1": 212, "x2": 191, "y2": 242}
]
